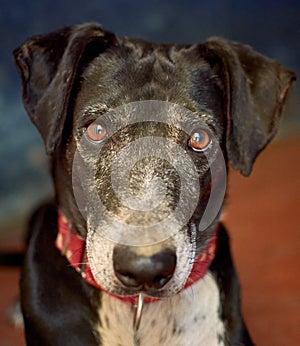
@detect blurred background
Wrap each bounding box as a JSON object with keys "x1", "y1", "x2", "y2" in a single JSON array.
[{"x1": 0, "y1": 0, "x2": 299, "y2": 345}]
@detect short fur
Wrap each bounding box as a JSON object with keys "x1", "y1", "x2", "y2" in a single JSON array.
[{"x1": 14, "y1": 23, "x2": 295, "y2": 345}]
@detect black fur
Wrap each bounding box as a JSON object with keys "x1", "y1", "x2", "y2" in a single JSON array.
[{"x1": 13, "y1": 23, "x2": 295, "y2": 345}]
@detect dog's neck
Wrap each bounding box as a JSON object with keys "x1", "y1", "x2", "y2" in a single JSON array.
[{"x1": 55, "y1": 212, "x2": 219, "y2": 304}]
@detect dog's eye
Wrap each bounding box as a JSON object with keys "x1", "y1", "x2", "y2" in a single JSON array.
[
  {"x1": 188, "y1": 129, "x2": 211, "y2": 152},
  {"x1": 86, "y1": 121, "x2": 107, "y2": 143}
]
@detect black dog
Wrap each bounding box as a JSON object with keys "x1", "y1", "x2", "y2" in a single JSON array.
[{"x1": 14, "y1": 23, "x2": 295, "y2": 345}]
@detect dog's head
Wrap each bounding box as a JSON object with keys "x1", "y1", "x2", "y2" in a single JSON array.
[{"x1": 14, "y1": 24, "x2": 295, "y2": 298}]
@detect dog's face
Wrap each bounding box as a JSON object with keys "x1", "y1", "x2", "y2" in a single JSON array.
[
  {"x1": 14, "y1": 24, "x2": 295, "y2": 298},
  {"x1": 68, "y1": 42, "x2": 227, "y2": 297}
]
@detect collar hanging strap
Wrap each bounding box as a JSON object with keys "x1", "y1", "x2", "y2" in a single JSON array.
[{"x1": 55, "y1": 213, "x2": 219, "y2": 304}]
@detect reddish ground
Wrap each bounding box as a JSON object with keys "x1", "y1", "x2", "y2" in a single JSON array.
[{"x1": 0, "y1": 136, "x2": 299, "y2": 345}]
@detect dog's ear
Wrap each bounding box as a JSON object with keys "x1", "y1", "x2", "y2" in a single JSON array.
[
  {"x1": 204, "y1": 39, "x2": 296, "y2": 176},
  {"x1": 14, "y1": 23, "x2": 116, "y2": 154}
]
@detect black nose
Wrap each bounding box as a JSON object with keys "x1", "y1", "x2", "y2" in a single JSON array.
[{"x1": 113, "y1": 247, "x2": 176, "y2": 290}]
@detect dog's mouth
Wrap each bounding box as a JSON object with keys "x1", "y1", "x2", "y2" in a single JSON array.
[
  {"x1": 85, "y1": 220, "x2": 219, "y2": 299},
  {"x1": 85, "y1": 221, "x2": 198, "y2": 298}
]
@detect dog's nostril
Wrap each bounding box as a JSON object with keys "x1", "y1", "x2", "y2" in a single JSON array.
[
  {"x1": 152, "y1": 274, "x2": 172, "y2": 289},
  {"x1": 115, "y1": 271, "x2": 141, "y2": 288},
  {"x1": 113, "y1": 247, "x2": 176, "y2": 290}
]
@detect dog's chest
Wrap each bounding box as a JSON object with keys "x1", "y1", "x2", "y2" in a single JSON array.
[{"x1": 96, "y1": 272, "x2": 225, "y2": 346}]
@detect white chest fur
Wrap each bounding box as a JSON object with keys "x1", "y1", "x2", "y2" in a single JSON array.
[{"x1": 96, "y1": 272, "x2": 225, "y2": 346}]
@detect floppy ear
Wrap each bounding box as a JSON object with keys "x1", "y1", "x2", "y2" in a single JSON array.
[
  {"x1": 14, "y1": 23, "x2": 116, "y2": 154},
  {"x1": 204, "y1": 38, "x2": 296, "y2": 176}
]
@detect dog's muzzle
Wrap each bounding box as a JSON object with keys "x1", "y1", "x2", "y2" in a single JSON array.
[{"x1": 56, "y1": 212, "x2": 219, "y2": 302}]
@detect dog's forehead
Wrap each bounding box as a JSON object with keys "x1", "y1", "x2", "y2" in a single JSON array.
[{"x1": 73, "y1": 38, "x2": 224, "y2": 123}]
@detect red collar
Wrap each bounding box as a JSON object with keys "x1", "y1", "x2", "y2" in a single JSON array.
[{"x1": 55, "y1": 213, "x2": 218, "y2": 304}]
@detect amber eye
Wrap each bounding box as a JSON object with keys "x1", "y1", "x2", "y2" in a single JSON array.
[
  {"x1": 86, "y1": 121, "x2": 107, "y2": 143},
  {"x1": 188, "y1": 129, "x2": 211, "y2": 152}
]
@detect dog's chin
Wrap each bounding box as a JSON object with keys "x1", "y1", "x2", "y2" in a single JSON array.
[
  {"x1": 106, "y1": 283, "x2": 184, "y2": 299},
  {"x1": 87, "y1": 252, "x2": 188, "y2": 299}
]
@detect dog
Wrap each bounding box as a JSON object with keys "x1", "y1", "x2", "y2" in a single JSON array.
[{"x1": 14, "y1": 23, "x2": 295, "y2": 345}]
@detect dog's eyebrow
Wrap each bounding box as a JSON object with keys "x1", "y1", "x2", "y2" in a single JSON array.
[
  {"x1": 82, "y1": 103, "x2": 111, "y2": 116},
  {"x1": 177, "y1": 109, "x2": 217, "y2": 129}
]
